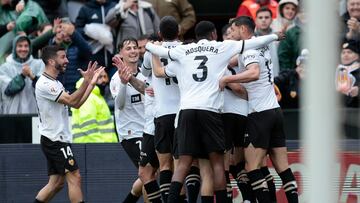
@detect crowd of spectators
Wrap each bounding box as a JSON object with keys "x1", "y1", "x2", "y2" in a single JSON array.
[{"x1": 0, "y1": 0, "x2": 359, "y2": 116}]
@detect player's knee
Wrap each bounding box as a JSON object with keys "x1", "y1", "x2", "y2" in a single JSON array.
[
  {"x1": 54, "y1": 178, "x2": 65, "y2": 192},
  {"x1": 138, "y1": 167, "x2": 152, "y2": 182}
]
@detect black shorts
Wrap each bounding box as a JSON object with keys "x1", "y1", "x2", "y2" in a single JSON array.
[
  {"x1": 176, "y1": 109, "x2": 225, "y2": 158},
  {"x1": 121, "y1": 137, "x2": 142, "y2": 168},
  {"x1": 40, "y1": 135, "x2": 79, "y2": 176},
  {"x1": 154, "y1": 114, "x2": 176, "y2": 154},
  {"x1": 222, "y1": 113, "x2": 247, "y2": 150},
  {"x1": 139, "y1": 133, "x2": 159, "y2": 168},
  {"x1": 172, "y1": 128, "x2": 179, "y2": 160},
  {"x1": 245, "y1": 108, "x2": 286, "y2": 149}
]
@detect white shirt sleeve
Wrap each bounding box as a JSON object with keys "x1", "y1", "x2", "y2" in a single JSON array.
[
  {"x1": 242, "y1": 34, "x2": 278, "y2": 53},
  {"x1": 110, "y1": 75, "x2": 126, "y2": 110},
  {"x1": 242, "y1": 50, "x2": 260, "y2": 68},
  {"x1": 141, "y1": 52, "x2": 152, "y2": 77},
  {"x1": 37, "y1": 80, "x2": 63, "y2": 102},
  {"x1": 145, "y1": 43, "x2": 170, "y2": 59},
  {"x1": 222, "y1": 34, "x2": 278, "y2": 57}
]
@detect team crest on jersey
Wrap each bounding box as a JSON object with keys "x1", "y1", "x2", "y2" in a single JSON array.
[
  {"x1": 68, "y1": 158, "x2": 75, "y2": 166},
  {"x1": 50, "y1": 86, "x2": 57, "y2": 93}
]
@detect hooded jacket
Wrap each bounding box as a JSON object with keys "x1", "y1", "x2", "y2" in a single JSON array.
[
  {"x1": 271, "y1": 0, "x2": 298, "y2": 32},
  {"x1": 0, "y1": 35, "x2": 44, "y2": 114}
]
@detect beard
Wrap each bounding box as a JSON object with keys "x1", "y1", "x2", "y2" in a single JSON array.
[{"x1": 55, "y1": 61, "x2": 65, "y2": 73}]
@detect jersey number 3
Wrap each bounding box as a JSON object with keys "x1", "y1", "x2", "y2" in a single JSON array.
[{"x1": 192, "y1": 56, "x2": 208, "y2": 82}]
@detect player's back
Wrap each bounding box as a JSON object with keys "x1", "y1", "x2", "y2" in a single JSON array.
[
  {"x1": 146, "y1": 41, "x2": 182, "y2": 117},
  {"x1": 167, "y1": 39, "x2": 243, "y2": 112}
]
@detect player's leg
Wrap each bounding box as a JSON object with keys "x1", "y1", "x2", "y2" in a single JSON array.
[
  {"x1": 154, "y1": 115, "x2": 176, "y2": 202},
  {"x1": 139, "y1": 133, "x2": 162, "y2": 203},
  {"x1": 200, "y1": 110, "x2": 227, "y2": 203},
  {"x1": 168, "y1": 155, "x2": 193, "y2": 203},
  {"x1": 185, "y1": 159, "x2": 201, "y2": 203},
  {"x1": 34, "y1": 175, "x2": 65, "y2": 203},
  {"x1": 269, "y1": 108, "x2": 298, "y2": 203},
  {"x1": 35, "y1": 136, "x2": 74, "y2": 202},
  {"x1": 167, "y1": 110, "x2": 198, "y2": 203},
  {"x1": 269, "y1": 147, "x2": 298, "y2": 203},
  {"x1": 260, "y1": 156, "x2": 277, "y2": 203},
  {"x1": 121, "y1": 138, "x2": 143, "y2": 202},
  {"x1": 66, "y1": 169, "x2": 84, "y2": 203},
  {"x1": 199, "y1": 158, "x2": 214, "y2": 203}
]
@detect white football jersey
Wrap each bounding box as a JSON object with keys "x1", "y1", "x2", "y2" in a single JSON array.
[
  {"x1": 142, "y1": 41, "x2": 181, "y2": 118},
  {"x1": 35, "y1": 73, "x2": 72, "y2": 142},
  {"x1": 223, "y1": 66, "x2": 248, "y2": 116},
  {"x1": 143, "y1": 77, "x2": 155, "y2": 135},
  {"x1": 165, "y1": 39, "x2": 248, "y2": 112},
  {"x1": 238, "y1": 43, "x2": 280, "y2": 113},
  {"x1": 110, "y1": 71, "x2": 145, "y2": 141}
]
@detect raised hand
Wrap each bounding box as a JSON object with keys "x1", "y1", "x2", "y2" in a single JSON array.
[
  {"x1": 90, "y1": 66, "x2": 106, "y2": 85},
  {"x1": 79, "y1": 61, "x2": 98, "y2": 83},
  {"x1": 275, "y1": 31, "x2": 286, "y2": 41},
  {"x1": 145, "y1": 87, "x2": 155, "y2": 97},
  {"x1": 119, "y1": 66, "x2": 132, "y2": 84},
  {"x1": 53, "y1": 18, "x2": 62, "y2": 33},
  {"x1": 112, "y1": 55, "x2": 126, "y2": 71},
  {"x1": 22, "y1": 64, "x2": 35, "y2": 79},
  {"x1": 219, "y1": 76, "x2": 228, "y2": 91}
]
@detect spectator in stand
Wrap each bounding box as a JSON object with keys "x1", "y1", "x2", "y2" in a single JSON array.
[
  {"x1": 75, "y1": 0, "x2": 117, "y2": 76},
  {"x1": 71, "y1": 69, "x2": 118, "y2": 143},
  {"x1": 271, "y1": 0, "x2": 298, "y2": 33},
  {"x1": 137, "y1": 34, "x2": 148, "y2": 66},
  {"x1": 255, "y1": 7, "x2": 280, "y2": 76},
  {"x1": 275, "y1": 49, "x2": 308, "y2": 109},
  {"x1": 0, "y1": 35, "x2": 44, "y2": 114},
  {"x1": 48, "y1": 22, "x2": 92, "y2": 93},
  {"x1": 32, "y1": 0, "x2": 68, "y2": 22},
  {"x1": 144, "y1": 0, "x2": 196, "y2": 38},
  {"x1": 105, "y1": 0, "x2": 160, "y2": 52},
  {"x1": 336, "y1": 40, "x2": 360, "y2": 107},
  {"x1": 342, "y1": 0, "x2": 360, "y2": 41},
  {"x1": 0, "y1": 0, "x2": 48, "y2": 64},
  {"x1": 236, "y1": 0, "x2": 278, "y2": 20},
  {"x1": 0, "y1": 0, "x2": 16, "y2": 38},
  {"x1": 278, "y1": 5, "x2": 305, "y2": 71}
]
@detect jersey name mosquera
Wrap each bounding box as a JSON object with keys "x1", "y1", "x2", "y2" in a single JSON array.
[{"x1": 185, "y1": 46, "x2": 218, "y2": 55}]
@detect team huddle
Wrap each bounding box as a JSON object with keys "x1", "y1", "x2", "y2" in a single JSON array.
[{"x1": 33, "y1": 16, "x2": 298, "y2": 203}]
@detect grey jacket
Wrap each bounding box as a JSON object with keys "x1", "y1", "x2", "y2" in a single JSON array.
[{"x1": 106, "y1": 0, "x2": 160, "y2": 51}]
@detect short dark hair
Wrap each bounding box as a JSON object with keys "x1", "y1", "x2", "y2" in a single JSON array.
[
  {"x1": 194, "y1": 21, "x2": 216, "y2": 40},
  {"x1": 221, "y1": 23, "x2": 230, "y2": 36},
  {"x1": 137, "y1": 34, "x2": 149, "y2": 41},
  {"x1": 230, "y1": 16, "x2": 256, "y2": 33},
  {"x1": 41, "y1": 45, "x2": 65, "y2": 65},
  {"x1": 118, "y1": 38, "x2": 138, "y2": 50},
  {"x1": 256, "y1": 6, "x2": 273, "y2": 17},
  {"x1": 159, "y1": 16, "x2": 179, "y2": 40}
]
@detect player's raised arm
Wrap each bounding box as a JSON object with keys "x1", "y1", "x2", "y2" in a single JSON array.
[
  {"x1": 145, "y1": 41, "x2": 170, "y2": 59},
  {"x1": 57, "y1": 61, "x2": 100, "y2": 109},
  {"x1": 242, "y1": 33, "x2": 280, "y2": 52}
]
